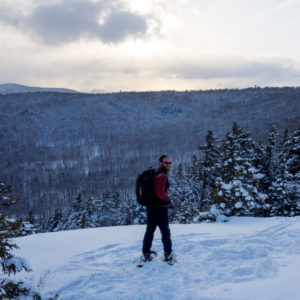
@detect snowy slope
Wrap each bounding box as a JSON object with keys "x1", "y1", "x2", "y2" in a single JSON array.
[
  {"x1": 13, "y1": 217, "x2": 300, "y2": 300},
  {"x1": 0, "y1": 83, "x2": 78, "y2": 94}
]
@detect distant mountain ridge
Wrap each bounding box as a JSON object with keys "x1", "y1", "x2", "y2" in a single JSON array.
[{"x1": 0, "y1": 83, "x2": 79, "y2": 94}]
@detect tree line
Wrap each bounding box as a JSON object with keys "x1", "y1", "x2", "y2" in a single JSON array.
[
  {"x1": 169, "y1": 122, "x2": 299, "y2": 223},
  {"x1": 35, "y1": 122, "x2": 299, "y2": 232}
]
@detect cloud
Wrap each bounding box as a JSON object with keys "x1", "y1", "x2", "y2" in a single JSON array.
[
  {"x1": 0, "y1": 0, "x2": 149, "y2": 45},
  {"x1": 98, "y1": 10, "x2": 147, "y2": 43},
  {"x1": 269, "y1": 0, "x2": 300, "y2": 12},
  {"x1": 163, "y1": 56, "x2": 300, "y2": 81}
]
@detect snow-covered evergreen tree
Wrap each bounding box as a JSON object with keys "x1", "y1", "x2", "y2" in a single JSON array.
[
  {"x1": 187, "y1": 154, "x2": 203, "y2": 209},
  {"x1": 0, "y1": 182, "x2": 41, "y2": 299},
  {"x1": 270, "y1": 126, "x2": 300, "y2": 216},
  {"x1": 170, "y1": 162, "x2": 207, "y2": 223},
  {"x1": 47, "y1": 208, "x2": 65, "y2": 232},
  {"x1": 264, "y1": 126, "x2": 279, "y2": 182},
  {"x1": 211, "y1": 123, "x2": 267, "y2": 216},
  {"x1": 288, "y1": 125, "x2": 300, "y2": 214},
  {"x1": 168, "y1": 164, "x2": 185, "y2": 210},
  {"x1": 14, "y1": 219, "x2": 37, "y2": 237},
  {"x1": 129, "y1": 201, "x2": 147, "y2": 225},
  {"x1": 169, "y1": 164, "x2": 196, "y2": 223},
  {"x1": 198, "y1": 130, "x2": 221, "y2": 211},
  {"x1": 97, "y1": 191, "x2": 115, "y2": 226},
  {"x1": 256, "y1": 127, "x2": 279, "y2": 216},
  {"x1": 85, "y1": 196, "x2": 98, "y2": 227},
  {"x1": 26, "y1": 209, "x2": 35, "y2": 225},
  {"x1": 172, "y1": 197, "x2": 199, "y2": 224},
  {"x1": 62, "y1": 193, "x2": 95, "y2": 230}
]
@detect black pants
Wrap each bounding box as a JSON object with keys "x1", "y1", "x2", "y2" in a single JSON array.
[{"x1": 142, "y1": 207, "x2": 172, "y2": 255}]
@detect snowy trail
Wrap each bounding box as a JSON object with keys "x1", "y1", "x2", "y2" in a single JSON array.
[{"x1": 15, "y1": 217, "x2": 300, "y2": 300}]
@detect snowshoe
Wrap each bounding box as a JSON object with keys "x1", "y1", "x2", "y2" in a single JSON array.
[
  {"x1": 136, "y1": 251, "x2": 157, "y2": 268},
  {"x1": 162, "y1": 252, "x2": 177, "y2": 265}
]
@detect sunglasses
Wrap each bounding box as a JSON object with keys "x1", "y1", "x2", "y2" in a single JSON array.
[{"x1": 163, "y1": 161, "x2": 172, "y2": 165}]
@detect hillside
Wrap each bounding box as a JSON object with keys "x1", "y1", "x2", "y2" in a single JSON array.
[
  {"x1": 14, "y1": 217, "x2": 300, "y2": 299},
  {"x1": 0, "y1": 83, "x2": 78, "y2": 94},
  {"x1": 0, "y1": 87, "x2": 299, "y2": 216}
]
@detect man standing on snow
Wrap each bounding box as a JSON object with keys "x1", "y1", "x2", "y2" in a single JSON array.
[{"x1": 141, "y1": 154, "x2": 175, "y2": 264}]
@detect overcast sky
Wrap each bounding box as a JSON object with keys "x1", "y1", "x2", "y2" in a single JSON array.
[{"x1": 0, "y1": 0, "x2": 299, "y2": 92}]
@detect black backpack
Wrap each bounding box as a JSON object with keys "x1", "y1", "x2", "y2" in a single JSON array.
[{"x1": 136, "y1": 168, "x2": 157, "y2": 206}]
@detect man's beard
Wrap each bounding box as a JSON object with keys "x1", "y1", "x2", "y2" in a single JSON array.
[{"x1": 161, "y1": 165, "x2": 170, "y2": 173}]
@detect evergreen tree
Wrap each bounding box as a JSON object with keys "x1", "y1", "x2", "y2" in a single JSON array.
[
  {"x1": 211, "y1": 123, "x2": 267, "y2": 216},
  {"x1": 169, "y1": 163, "x2": 200, "y2": 223},
  {"x1": 169, "y1": 164, "x2": 188, "y2": 222},
  {"x1": 172, "y1": 197, "x2": 199, "y2": 224},
  {"x1": 128, "y1": 199, "x2": 147, "y2": 225},
  {"x1": 198, "y1": 130, "x2": 221, "y2": 211},
  {"x1": 0, "y1": 182, "x2": 41, "y2": 299},
  {"x1": 72, "y1": 192, "x2": 84, "y2": 213},
  {"x1": 265, "y1": 126, "x2": 279, "y2": 181},
  {"x1": 98, "y1": 190, "x2": 114, "y2": 226},
  {"x1": 85, "y1": 196, "x2": 98, "y2": 227},
  {"x1": 90, "y1": 194, "x2": 103, "y2": 227},
  {"x1": 188, "y1": 154, "x2": 200, "y2": 181},
  {"x1": 112, "y1": 192, "x2": 124, "y2": 225},
  {"x1": 48, "y1": 208, "x2": 65, "y2": 232},
  {"x1": 269, "y1": 129, "x2": 288, "y2": 216},
  {"x1": 13, "y1": 218, "x2": 37, "y2": 237},
  {"x1": 188, "y1": 154, "x2": 203, "y2": 210},
  {"x1": 257, "y1": 127, "x2": 279, "y2": 216},
  {"x1": 62, "y1": 193, "x2": 94, "y2": 230},
  {"x1": 287, "y1": 125, "x2": 300, "y2": 214},
  {"x1": 26, "y1": 209, "x2": 35, "y2": 225},
  {"x1": 169, "y1": 164, "x2": 185, "y2": 213},
  {"x1": 270, "y1": 126, "x2": 300, "y2": 216},
  {"x1": 117, "y1": 196, "x2": 132, "y2": 225}
]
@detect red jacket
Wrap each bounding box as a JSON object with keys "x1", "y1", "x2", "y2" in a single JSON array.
[{"x1": 153, "y1": 168, "x2": 170, "y2": 208}]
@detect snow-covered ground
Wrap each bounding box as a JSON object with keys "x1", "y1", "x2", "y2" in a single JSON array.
[{"x1": 14, "y1": 217, "x2": 300, "y2": 300}]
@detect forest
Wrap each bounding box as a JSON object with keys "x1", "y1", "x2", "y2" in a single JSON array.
[
  {"x1": 43, "y1": 122, "x2": 300, "y2": 232},
  {"x1": 0, "y1": 87, "x2": 299, "y2": 230}
]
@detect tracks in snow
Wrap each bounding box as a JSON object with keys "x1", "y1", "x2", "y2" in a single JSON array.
[{"x1": 43, "y1": 218, "x2": 300, "y2": 300}]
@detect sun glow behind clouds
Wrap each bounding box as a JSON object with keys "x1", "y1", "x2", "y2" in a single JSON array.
[
  {"x1": 128, "y1": 0, "x2": 153, "y2": 13},
  {"x1": 120, "y1": 39, "x2": 168, "y2": 59},
  {"x1": 0, "y1": 0, "x2": 300, "y2": 91}
]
